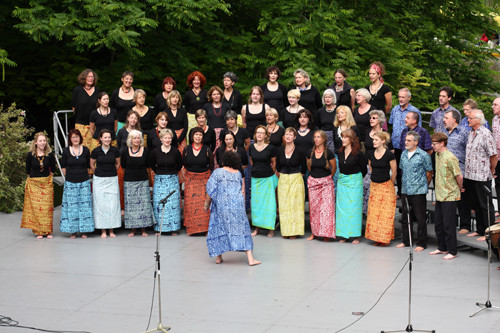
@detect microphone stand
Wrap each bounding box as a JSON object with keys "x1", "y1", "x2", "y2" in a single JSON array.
[
  {"x1": 382, "y1": 197, "x2": 435, "y2": 333},
  {"x1": 470, "y1": 185, "x2": 500, "y2": 317},
  {"x1": 142, "y1": 190, "x2": 175, "y2": 333}
]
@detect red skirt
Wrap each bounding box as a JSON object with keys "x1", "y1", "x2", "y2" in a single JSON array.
[{"x1": 184, "y1": 170, "x2": 211, "y2": 235}]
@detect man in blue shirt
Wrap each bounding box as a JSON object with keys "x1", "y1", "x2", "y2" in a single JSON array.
[
  {"x1": 397, "y1": 131, "x2": 433, "y2": 251},
  {"x1": 400, "y1": 112, "x2": 433, "y2": 154},
  {"x1": 430, "y1": 86, "x2": 458, "y2": 133},
  {"x1": 459, "y1": 98, "x2": 491, "y2": 131},
  {"x1": 389, "y1": 88, "x2": 422, "y2": 197}
]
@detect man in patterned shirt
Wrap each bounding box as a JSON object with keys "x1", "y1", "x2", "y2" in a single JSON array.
[
  {"x1": 400, "y1": 112, "x2": 432, "y2": 154},
  {"x1": 459, "y1": 98, "x2": 491, "y2": 132},
  {"x1": 397, "y1": 131, "x2": 433, "y2": 251},
  {"x1": 463, "y1": 110, "x2": 497, "y2": 241},
  {"x1": 430, "y1": 86, "x2": 458, "y2": 134},
  {"x1": 429, "y1": 132, "x2": 462, "y2": 260},
  {"x1": 443, "y1": 109, "x2": 471, "y2": 234},
  {"x1": 491, "y1": 97, "x2": 500, "y2": 220}
]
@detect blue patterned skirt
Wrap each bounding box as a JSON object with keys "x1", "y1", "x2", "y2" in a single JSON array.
[
  {"x1": 60, "y1": 180, "x2": 95, "y2": 233},
  {"x1": 124, "y1": 180, "x2": 154, "y2": 229},
  {"x1": 336, "y1": 172, "x2": 363, "y2": 238},
  {"x1": 93, "y1": 176, "x2": 121, "y2": 229},
  {"x1": 152, "y1": 174, "x2": 181, "y2": 232}
]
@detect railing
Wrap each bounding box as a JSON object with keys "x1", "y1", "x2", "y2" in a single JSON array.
[{"x1": 53, "y1": 110, "x2": 73, "y2": 183}]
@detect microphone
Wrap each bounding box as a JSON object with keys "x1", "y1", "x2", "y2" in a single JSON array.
[
  {"x1": 482, "y1": 184, "x2": 492, "y2": 194},
  {"x1": 403, "y1": 196, "x2": 410, "y2": 214},
  {"x1": 159, "y1": 190, "x2": 176, "y2": 205}
]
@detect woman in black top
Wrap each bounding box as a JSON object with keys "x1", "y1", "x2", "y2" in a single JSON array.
[
  {"x1": 188, "y1": 109, "x2": 216, "y2": 151},
  {"x1": 215, "y1": 131, "x2": 248, "y2": 178},
  {"x1": 154, "y1": 76, "x2": 176, "y2": 114},
  {"x1": 110, "y1": 70, "x2": 135, "y2": 129},
  {"x1": 365, "y1": 132, "x2": 397, "y2": 246},
  {"x1": 90, "y1": 129, "x2": 121, "y2": 238},
  {"x1": 332, "y1": 105, "x2": 359, "y2": 154},
  {"x1": 60, "y1": 129, "x2": 94, "y2": 238},
  {"x1": 294, "y1": 109, "x2": 315, "y2": 155},
  {"x1": 266, "y1": 108, "x2": 285, "y2": 150},
  {"x1": 276, "y1": 128, "x2": 306, "y2": 239},
  {"x1": 184, "y1": 71, "x2": 208, "y2": 135},
  {"x1": 89, "y1": 91, "x2": 118, "y2": 152},
  {"x1": 366, "y1": 62, "x2": 392, "y2": 114},
  {"x1": 203, "y1": 86, "x2": 230, "y2": 153},
  {"x1": 293, "y1": 69, "x2": 322, "y2": 114},
  {"x1": 71, "y1": 69, "x2": 100, "y2": 148},
  {"x1": 183, "y1": 127, "x2": 214, "y2": 236},
  {"x1": 148, "y1": 111, "x2": 179, "y2": 153},
  {"x1": 316, "y1": 89, "x2": 337, "y2": 153},
  {"x1": 353, "y1": 88, "x2": 376, "y2": 145},
  {"x1": 117, "y1": 110, "x2": 142, "y2": 153},
  {"x1": 336, "y1": 129, "x2": 367, "y2": 244},
  {"x1": 21, "y1": 132, "x2": 56, "y2": 239},
  {"x1": 132, "y1": 89, "x2": 155, "y2": 134},
  {"x1": 150, "y1": 128, "x2": 183, "y2": 235},
  {"x1": 328, "y1": 69, "x2": 355, "y2": 110},
  {"x1": 260, "y1": 66, "x2": 288, "y2": 122},
  {"x1": 242, "y1": 86, "x2": 268, "y2": 137},
  {"x1": 283, "y1": 89, "x2": 305, "y2": 129},
  {"x1": 165, "y1": 90, "x2": 188, "y2": 152},
  {"x1": 249, "y1": 125, "x2": 278, "y2": 237},
  {"x1": 121, "y1": 129, "x2": 153, "y2": 237},
  {"x1": 222, "y1": 72, "x2": 242, "y2": 113},
  {"x1": 306, "y1": 130, "x2": 336, "y2": 241},
  {"x1": 219, "y1": 110, "x2": 250, "y2": 151}
]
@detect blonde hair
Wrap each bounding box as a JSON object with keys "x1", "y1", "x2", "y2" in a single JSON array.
[
  {"x1": 133, "y1": 89, "x2": 146, "y2": 103},
  {"x1": 31, "y1": 132, "x2": 52, "y2": 156},
  {"x1": 159, "y1": 128, "x2": 174, "y2": 139},
  {"x1": 334, "y1": 105, "x2": 356, "y2": 128},
  {"x1": 266, "y1": 108, "x2": 279, "y2": 123},
  {"x1": 287, "y1": 88, "x2": 301, "y2": 99},
  {"x1": 253, "y1": 125, "x2": 270, "y2": 144},
  {"x1": 126, "y1": 129, "x2": 144, "y2": 147},
  {"x1": 166, "y1": 90, "x2": 182, "y2": 108},
  {"x1": 373, "y1": 131, "x2": 390, "y2": 148}
]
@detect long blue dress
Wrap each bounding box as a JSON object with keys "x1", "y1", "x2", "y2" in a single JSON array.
[{"x1": 206, "y1": 168, "x2": 253, "y2": 257}]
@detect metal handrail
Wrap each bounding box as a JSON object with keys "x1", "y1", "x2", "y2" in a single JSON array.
[{"x1": 53, "y1": 110, "x2": 73, "y2": 182}]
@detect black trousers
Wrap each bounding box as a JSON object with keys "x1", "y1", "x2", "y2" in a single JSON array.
[
  {"x1": 400, "y1": 194, "x2": 428, "y2": 248},
  {"x1": 463, "y1": 178, "x2": 495, "y2": 235},
  {"x1": 435, "y1": 201, "x2": 458, "y2": 255},
  {"x1": 495, "y1": 163, "x2": 500, "y2": 212},
  {"x1": 395, "y1": 148, "x2": 403, "y2": 197},
  {"x1": 457, "y1": 195, "x2": 472, "y2": 230}
]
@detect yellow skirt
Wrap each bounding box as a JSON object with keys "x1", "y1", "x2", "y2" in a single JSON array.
[
  {"x1": 365, "y1": 180, "x2": 396, "y2": 244},
  {"x1": 277, "y1": 173, "x2": 305, "y2": 236},
  {"x1": 21, "y1": 175, "x2": 54, "y2": 235},
  {"x1": 75, "y1": 123, "x2": 92, "y2": 149}
]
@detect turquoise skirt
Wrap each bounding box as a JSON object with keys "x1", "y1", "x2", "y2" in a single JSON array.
[
  {"x1": 336, "y1": 172, "x2": 363, "y2": 238},
  {"x1": 251, "y1": 174, "x2": 278, "y2": 230}
]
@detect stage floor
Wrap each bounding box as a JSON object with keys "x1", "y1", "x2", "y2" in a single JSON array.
[{"x1": 1, "y1": 207, "x2": 499, "y2": 333}]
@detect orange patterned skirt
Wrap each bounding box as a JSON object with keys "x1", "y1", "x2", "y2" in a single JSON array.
[
  {"x1": 183, "y1": 170, "x2": 211, "y2": 235},
  {"x1": 176, "y1": 129, "x2": 187, "y2": 184},
  {"x1": 21, "y1": 175, "x2": 54, "y2": 236},
  {"x1": 118, "y1": 166, "x2": 125, "y2": 210},
  {"x1": 75, "y1": 124, "x2": 92, "y2": 149},
  {"x1": 365, "y1": 180, "x2": 396, "y2": 244}
]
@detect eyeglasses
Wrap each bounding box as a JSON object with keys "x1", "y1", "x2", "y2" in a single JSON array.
[
  {"x1": 370, "y1": 116, "x2": 379, "y2": 120},
  {"x1": 431, "y1": 141, "x2": 442, "y2": 146}
]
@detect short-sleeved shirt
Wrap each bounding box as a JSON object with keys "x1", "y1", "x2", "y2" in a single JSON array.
[
  {"x1": 61, "y1": 146, "x2": 90, "y2": 183},
  {"x1": 121, "y1": 148, "x2": 150, "y2": 181},
  {"x1": 388, "y1": 103, "x2": 422, "y2": 149},
  {"x1": 89, "y1": 108, "x2": 117, "y2": 140},
  {"x1": 491, "y1": 115, "x2": 500, "y2": 161},
  {"x1": 269, "y1": 126, "x2": 285, "y2": 150},
  {"x1": 365, "y1": 84, "x2": 391, "y2": 112},
  {"x1": 71, "y1": 85, "x2": 100, "y2": 125},
  {"x1": 400, "y1": 125, "x2": 432, "y2": 151},
  {"x1": 249, "y1": 144, "x2": 276, "y2": 178},
  {"x1": 294, "y1": 129, "x2": 315, "y2": 155},
  {"x1": 465, "y1": 126, "x2": 497, "y2": 181},
  {"x1": 150, "y1": 146, "x2": 183, "y2": 175},
  {"x1": 399, "y1": 148, "x2": 433, "y2": 195},
  {"x1": 368, "y1": 149, "x2": 396, "y2": 183},
  {"x1": 26, "y1": 152, "x2": 56, "y2": 178},
  {"x1": 219, "y1": 127, "x2": 250, "y2": 150},
  {"x1": 91, "y1": 146, "x2": 120, "y2": 177},
  {"x1": 307, "y1": 148, "x2": 335, "y2": 179},
  {"x1": 276, "y1": 147, "x2": 307, "y2": 175},
  {"x1": 110, "y1": 88, "x2": 135, "y2": 123},
  {"x1": 353, "y1": 105, "x2": 376, "y2": 142},
  {"x1": 435, "y1": 149, "x2": 461, "y2": 202},
  {"x1": 444, "y1": 125, "x2": 468, "y2": 174},
  {"x1": 430, "y1": 105, "x2": 459, "y2": 133},
  {"x1": 315, "y1": 107, "x2": 336, "y2": 131},
  {"x1": 459, "y1": 117, "x2": 491, "y2": 132},
  {"x1": 203, "y1": 103, "x2": 230, "y2": 129}
]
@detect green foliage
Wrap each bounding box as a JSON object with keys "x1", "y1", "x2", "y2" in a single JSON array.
[
  {"x1": 0, "y1": 47, "x2": 16, "y2": 83},
  {"x1": 0, "y1": 103, "x2": 33, "y2": 213}
]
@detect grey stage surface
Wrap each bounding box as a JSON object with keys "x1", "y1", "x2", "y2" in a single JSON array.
[{"x1": 1, "y1": 207, "x2": 500, "y2": 333}]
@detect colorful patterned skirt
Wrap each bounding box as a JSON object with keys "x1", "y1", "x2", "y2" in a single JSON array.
[
  {"x1": 118, "y1": 166, "x2": 125, "y2": 210},
  {"x1": 184, "y1": 170, "x2": 211, "y2": 235},
  {"x1": 92, "y1": 175, "x2": 121, "y2": 229},
  {"x1": 308, "y1": 175, "x2": 336, "y2": 238},
  {"x1": 175, "y1": 129, "x2": 186, "y2": 184},
  {"x1": 336, "y1": 172, "x2": 363, "y2": 238},
  {"x1": 60, "y1": 180, "x2": 95, "y2": 233},
  {"x1": 123, "y1": 180, "x2": 154, "y2": 229},
  {"x1": 278, "y1": 173, "x2": 305, "y2": 236},
  {"x1": 365, "y1": 180, "x2": 396, "y2": 244},
  {"x1": 21, "y1": 175, "x2": 54, "y2": 236},
  {"x1": 75, "y1": 123, "x2": 92, "y2": 149},
  {"x1": 152, "y1": 174, "x2": 181, "y2": 232},
  {"x1": 251, "y1": 174, "x2": 279, "y2": 230}
]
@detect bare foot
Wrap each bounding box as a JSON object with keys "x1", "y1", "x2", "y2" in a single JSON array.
[
  {"x1": 267, "y1": 230, "x2": 274, "y2": 238},
  {"x1": 121, "y1": 210, "x2": 125, "y2": 216},
  {"x1": 289, "y1": 236, "x2": 297, "y2": 240},
  {"x1": 373, "y1": 242, "x2": 381, "y2": 246},
  {"x1": 352, "y1": 239, "x2": 360, "y2": 244},
  {"x1": 458, "y1": 229, "x2": 470, "y2": 235},
  {"x1": 432, "y1": 201, "x2": 436, "y2": 206},
  {"x1": 249, "y1": 260, "x2": 262, "y2": 266},
  {"x1": 81, "y1": 234, "x2": 87, "y2": 239},
  {"x1": 476, "y1": 236, "x2": 486, "y2": 241},
  {"x1": 429, "y1": 249, "x2": 448, "y2": 255},
  {"x1": 467, "y1": 232, "x2": 479, "y2": 237},
  {"x1": 396, "y1": 243, "x2": 406, "y2": 248},
  {"x1": 443, "y1": 254, "x2": 457, "y2": 260},
  {"x1": 497, "y1": 266, "x2": 500, "y2": 270},
  {"x1": 171, "y1": 232, "x2": 178, "y2": 236},
  {"x1": 415, "y1": 246, "x2": 425, "y2": 252},
  {"x1": 251, "y1": 228, "x2": 259, "y2": 236},
  {"x1": 47, "y1": 235, "x2": 53, "y2": 239},
  {"x1": 142, "y1": 232, "x2": 148, "y2": 237},
  {"x1": 70, "y1": 234, "x2": 76, "y2": 239},
  {"x1": 155, "y1": 232, "x2": 160, "y2": 236},
  {"x1": 128, "y1": 232, "x2": 135, "y2": 237},
  {"x1": 36, "y1": 235, "x2": 43, "y2": 239},
  {"x1": 377, "y1": 242, "x2": 389, "y2": 247},
  {"x1": 109, "y1": 233, "x2": 116, "y2": 238},
  {"x1": 307, "y1": 235, "x2": 315, "y2": 241},
  {"x1": 215, "y1": 255, "x2": 223, "y2": 264},
  {"x1": 101, "y1": 233, "x2": 107, "y2": 239}
]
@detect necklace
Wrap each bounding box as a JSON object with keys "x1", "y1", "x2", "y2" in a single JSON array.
[
  {"x1": 37, "y1": 154, "x2": 45, "y2": 172},
  {"x1": 84, "y1": 85, "x2": 93, "y2": 91},
  {"x1": 192, "y1": 143, "x2": 202, "y2": 151},
  {"x1": 325, "y1": 106, "x2": 335, "y2": 113},
  {"x1": 161, "y1": 145, "x2": 171, "y2": 153},
  {"x1": 285, "y1": 145, "x2": 295, "y2": 155},
  {"x1": 315, "y1": 147, "x2": 324, "y2": 154},
  {"x1": 335, "y1": 84, "x2": 343, "y2": 92},
  {"x1": 121, "y1": 87, "x2": 131, "y2": 93},
  {"x1": 131, "y1": 147, "x2": 140, "y2": 155},
  {"x1": 212, "y1": 103, "x2": 222, "y2": 117},
  {"x1": 70, "y1": 146, "x2": 82, "y2": 159},
  {"x1": 98, "y1": 107, "x2": 109, "y2": 117},
  {"x1": 369, "y1": 82, "x2": 382, "y2": 95},
  {"x1": 267, "y1": 123, "x2": 277, "y2": 134},
  {"x1": 288, "y1": 105, "x2": 300, "y2": 113},
  {"x1": 298, "y1": 128, "x2": 308, "y2": 133}
]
